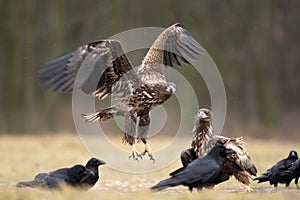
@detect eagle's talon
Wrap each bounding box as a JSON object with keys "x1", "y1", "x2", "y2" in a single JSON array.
[
  {"x1": 129, "y1": 154, "x2": 139, "y2": 161},
  {"x1": 243, "y1": 185, "x2": 254, "y2": 192},
  {"x1": 141, "y1": 143, "x2": 155, "y2": 163},
  {"x1": 140, "y1": 150, "x2": 155, "y2": 163},
  {"x1": 129, "y1": 146, "x2": 141, "y2": 161},
  {"x1": 128, "y1": 155, "x2": 137, "y2": 161},
  {"x1": 138, "y1": 154, "x2": 143, "y2": 160},
  {"x1": 149, "y1": 155, "x2": 155, "y2": 163}
]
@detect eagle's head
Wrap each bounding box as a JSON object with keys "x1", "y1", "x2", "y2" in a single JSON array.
[
  {"x1": 165, "y1": 82, "x2": 176, "y2": 94},
  {"x1": 193, "y1": 108, "x2": 212, "y2": 132},
  {"x1": 191, "y1": 108, "x2": 216, "y2": 157},
  {"x1": 196, "y1": 108, "x2": 212, "y2": 122}
]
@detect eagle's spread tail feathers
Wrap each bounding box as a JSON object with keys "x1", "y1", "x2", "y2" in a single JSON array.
[{"x1": 82, "y1": 107, "x2": 117, "y2": 122}]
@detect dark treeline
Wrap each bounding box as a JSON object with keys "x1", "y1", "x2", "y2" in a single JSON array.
[{"x1": 0, "y1": 0, "x2": 299, "y2": 137}]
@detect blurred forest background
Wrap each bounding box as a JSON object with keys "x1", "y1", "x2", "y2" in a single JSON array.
[{"x1": 0, "y1": 0, "x2": 299, "y2": 139}]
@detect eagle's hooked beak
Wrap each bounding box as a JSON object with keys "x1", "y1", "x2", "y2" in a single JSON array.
[
  {"x1": 166, "y1": 83, "x2": 176, "y2": 93},
  {"x1": 197, "y1": 111, "x2": 209, "y2": 120}
]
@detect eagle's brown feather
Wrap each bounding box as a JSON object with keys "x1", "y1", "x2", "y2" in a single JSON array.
[
  {"x1": 181, "y1": 108, "x2": 257, "y2": 189},
  {"x1": 39, "y1": 23, "x2": 206, "y2": 161}
]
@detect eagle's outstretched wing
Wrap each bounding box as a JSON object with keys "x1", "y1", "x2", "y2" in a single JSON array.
[
  {"x1": 38, "y1": 40, "x2": 139, "y2": 99},
  {"x1": 139, "y1": 23, "x2": 207, "y2": 83}
]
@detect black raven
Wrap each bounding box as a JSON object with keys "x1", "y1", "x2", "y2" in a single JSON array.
[
  {"x1": 280, "y1": 158, "x2": 300, "y2": 189},
  {"x1": 16, "y1": 165, "x2": 92, "y2": 189},
  {"x1": 81, "y1": 157, "x2": 106, "y2": 188},
  {"x1": 180, "y1": 108, "x2": 257, "y2": 191},
  {"x1": 254, "y1": 150, "x2": 298, "y2": 187},
  {"x1": 150, "y1": 145, "x2": 236, "y2": 192},
  {"x1": 16, "y1": 157, "x2": 105, "y2": 190}
]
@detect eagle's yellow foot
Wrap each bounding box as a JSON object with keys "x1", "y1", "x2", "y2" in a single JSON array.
[
  {"x1": 129, "y1": 145, "x2": 142, "y2": 161},
  {"x1": 141, "y1": 143, "x2": 155, "y2": 163},
  {"x1": 243, "y1": 185, "x2": 254, "y2": 192}
]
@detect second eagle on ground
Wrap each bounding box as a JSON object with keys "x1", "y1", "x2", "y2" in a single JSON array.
[{"x1": 180, "y1": 108, "x2": 257, "y2": 191}]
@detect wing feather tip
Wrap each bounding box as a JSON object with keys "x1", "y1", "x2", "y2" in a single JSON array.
[{"x1": 81, "y1": 113, "x2": 99, "y2": 122}]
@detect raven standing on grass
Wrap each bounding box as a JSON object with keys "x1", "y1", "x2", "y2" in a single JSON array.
[
  {"x1": 150, "y1": 145, "x2": 236, "y2": 192},
  {"x1": 16, "y1": 158, "x2": 105, "y2": 190},
  {"x1": 284, "y1": 158, "x2": 300, "y2": 189},
  {"x1": 254, "y1": 150, "x2": 298, "y2": 187}
]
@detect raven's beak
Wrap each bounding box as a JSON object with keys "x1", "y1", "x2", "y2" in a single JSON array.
[
  {"x1": 225, "y1": 148, "x2": 236, "y2": 155},
  {"x1": 98, "y1": 160, "x2": 106, "y2": 165},
  {"x1": 197, "y1": 111, "x2": 209, "y2": 120},
  {"x1": 290, "y1": 151, "x2": 298, "y2": 158}
]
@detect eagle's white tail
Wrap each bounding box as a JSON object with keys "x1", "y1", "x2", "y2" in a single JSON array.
[{"x1": 82, "y1": 107, "x2": 116, "y2": 122}]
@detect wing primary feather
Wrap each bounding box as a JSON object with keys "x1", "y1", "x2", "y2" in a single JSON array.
[
  {"x1": 186, "y1": 37, "x2": 207, "y2": 55},
  {"x1": 163, "y1": 49, "x2": 171, "y2": 67},
  {"x1": 180, "y1": 29, "x2": 207, "y2": 55},
  {"x1": 178, "y1": 38, "x2": 204, "y2": 55},
  {"x1": 170, "y1": 52, "x2": 181, "y2": 66},
  {"x1": 178, "y1": 55, "x2": 189, "y2": 64},
  {"x1": 38, "y1": 40, "x2": 137, "y2": 99},
  {"x1": 167, "y1": 51, "x2": 173, "y2": 67},
  {"x1": 176, "y1": 45, "x2": 198, "y2": 62},
  {"x1": 38, "y1": 53, "x2": 73, "y2": 79}
]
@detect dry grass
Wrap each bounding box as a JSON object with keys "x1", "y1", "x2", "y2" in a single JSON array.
[{"x1": 0, "y1": 133, "x2": 300, "y2": 200}]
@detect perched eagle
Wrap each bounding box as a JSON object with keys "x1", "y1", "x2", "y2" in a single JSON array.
[
  {"x1": 38, "y1": 23, "x2": 206, "y2": 162},
  {"x1": 180, "y1": 108, "x2": 257, "y2": 191}
]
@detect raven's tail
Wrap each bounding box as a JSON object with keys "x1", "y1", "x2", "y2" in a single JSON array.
[
  {"x1": 150, "y1": 177, "x2": 180, "y2": 191},
  {"x1": 16, "y1": 181, "x2": 40, "y2": 188},
  {"x1": 253, "y1": 175, "x2": 269, "y2": 183},
  {"x1": 82, "y1": 106, "x2": 125, "y2": 122}
]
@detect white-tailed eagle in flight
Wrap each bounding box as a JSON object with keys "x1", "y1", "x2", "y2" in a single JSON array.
[{"x1": 38, "y1": 23, "x2": 206, "y2": 162}]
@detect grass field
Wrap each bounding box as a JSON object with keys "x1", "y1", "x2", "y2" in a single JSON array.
[{"x1": 0, "y1": 133, "x2": 300, "y2": 200}]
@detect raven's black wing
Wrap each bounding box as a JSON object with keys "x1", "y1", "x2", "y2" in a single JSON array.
[
  {"x1": 255, "y1": 153, "x2": 298, "y2": 182},
  {"x1": 151, "y1": 156, "x2": 221, "y2": 191}
]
